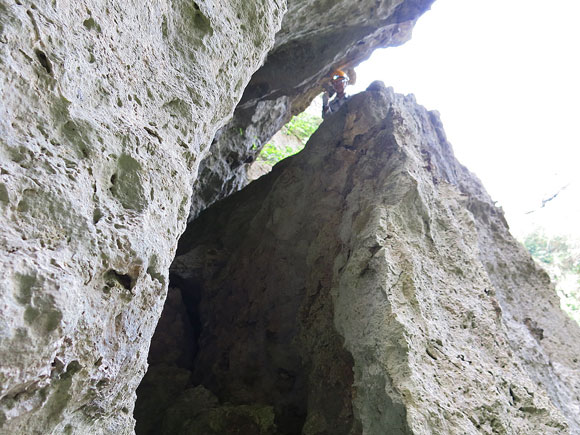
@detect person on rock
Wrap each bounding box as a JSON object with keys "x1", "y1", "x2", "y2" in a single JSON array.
[{"x1": 322, "y1": 70, "x2": 350, "y2": 119}]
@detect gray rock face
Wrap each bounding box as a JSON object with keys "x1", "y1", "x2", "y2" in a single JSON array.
[
  {"x1": 190, "y1": 0, "x2": 435, "y2": 219},
  {"x1": 161, "y1": 83, "x2": 580, "y2": 433},
  {"x1": 0, "y1": 0, "x2": 284, "y2": 432},
  {"x1": 190, "y1": 96, "x2": 292, "y2": 219}
]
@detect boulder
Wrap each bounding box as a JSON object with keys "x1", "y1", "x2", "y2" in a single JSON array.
[{"x1": 161, "y1": 82, "x2": 580, "y2": 434}]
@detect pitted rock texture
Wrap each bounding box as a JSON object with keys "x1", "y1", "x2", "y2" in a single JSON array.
[
  {"x1": 152, "y1": 82, "x2": 580, "y2": 434},
  {"x1": 189, "y1": 0, "x2": 435, "y2": 219},
  {"x1": 0, "y1": 0, "x2": 284, "y2": 432}
]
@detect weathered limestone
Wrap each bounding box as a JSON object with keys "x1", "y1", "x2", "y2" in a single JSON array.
[
  {"x1": 3, "y1": 0, "x2": 577, "y2": 432},
  {"x1": 0, "y1": 0, "x2": 284, "y2": 432},
  {"x1": 190, "y1": 0, "x2": 435, "y2": 219},
  {"x1": 156, "y1": 83, "x2": 580, "y2": 433}
]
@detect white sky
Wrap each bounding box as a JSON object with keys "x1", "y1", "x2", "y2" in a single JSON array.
[{"x1": 350, "y1": 0, "x2": 580, "y2": 238}]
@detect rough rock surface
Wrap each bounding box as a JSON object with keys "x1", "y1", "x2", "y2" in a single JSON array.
[
  {"x1": 0, "y1": 0, "x2": 284, "y2": 432},
  {"x1": 189, "y1": 0, "x2": 435, "y2": 219},
  {"x1": 148, "y1": 82, "x2": 580, "y2": 434}
]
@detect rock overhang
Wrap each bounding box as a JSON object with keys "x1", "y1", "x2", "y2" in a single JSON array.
[{"x1": 189, "y1": 0, "x2": 436, "y2": 219}]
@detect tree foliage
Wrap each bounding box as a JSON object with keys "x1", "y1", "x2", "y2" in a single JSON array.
[
  {"x1": 258, "y1": 142, "x2": 299, "y2": 165},
  {"x1": 257, "y1": 112, "x2": 322, "y2": 165},
  {"x1": 523, "y1": 229, "x2": 580, "y2": 324},
  {"x1": 281, "y1": 112, "x2": 323, "y2": 145}
]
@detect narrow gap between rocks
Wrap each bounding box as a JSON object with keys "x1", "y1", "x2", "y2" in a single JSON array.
[{"x1": 247, "y1": 106, "x2": 322, "y2": 182}]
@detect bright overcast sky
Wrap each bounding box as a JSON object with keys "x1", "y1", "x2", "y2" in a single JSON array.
[{"x1": 351, "y1": 0, "x2": 580, "y2": 238}]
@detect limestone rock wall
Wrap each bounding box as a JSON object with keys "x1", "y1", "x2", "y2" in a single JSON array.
[
  {"x1": 159, "y1": 83, "x2": 580, "y2": 434},
  {"x1": 0, "y1": 0, "x2": 284, "y2": 432},
  {"x1": 189, "y1": 0, "x2": 435, "y2": 219}
]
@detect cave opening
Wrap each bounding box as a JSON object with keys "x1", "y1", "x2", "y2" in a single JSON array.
[
  {"x1": 134, "y1": 248, "x2": 310, "y2": 435},
  {"x1": 133, "y1": 94, "x2": 329, "y2": 434},
  {"x1": 247, "y1": 106, "x2": 323, "y2": 182},
  {"x1": 134, "y1": 80, "x2": 373, "y2": 433},
  {"x1": 133, "y1": 274, "x2": 200, "y2": 434}
]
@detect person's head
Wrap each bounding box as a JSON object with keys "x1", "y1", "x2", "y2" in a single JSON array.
[{"x1": 331, "y1": 70, "x2": 349, "y2": 95}]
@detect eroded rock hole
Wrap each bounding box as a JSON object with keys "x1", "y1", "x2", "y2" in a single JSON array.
[
  {"x1": 92, "y1": 208, "x2": 103, "y2": 224},
  {"x1": 108, "y1": 154, "x2": 147, "y2": 212},
  {"x1": 34, "y1": 49, "x2": 52, "y2": 75},
  {"x1": 182, "y1": 1, "x2": 213, "y2": 37},
  {"x1": 104, "y1": 269, "x2": 134, "y2": 291},
  {"x1": 82, "y1": 17, "x2": 101, "y2": 32}
]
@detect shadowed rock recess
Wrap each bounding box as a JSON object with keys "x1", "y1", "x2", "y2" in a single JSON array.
[{"x1": 138, "y1": 83, "x2": 580, "y2": 434}]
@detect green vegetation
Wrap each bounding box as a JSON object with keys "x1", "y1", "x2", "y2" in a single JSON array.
[
  {"x1": 281, "y1": 112, "x2": 323, "y2": 145},
  {"x1": 522, "y1": 229, "x2": 580, "y2": 324},
  {"x1": 257, "y1": 112, "x2": 322, "y2": 165},
  {"x1": 258, "y1": 142, "x2": 299, "y2": 165}
]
